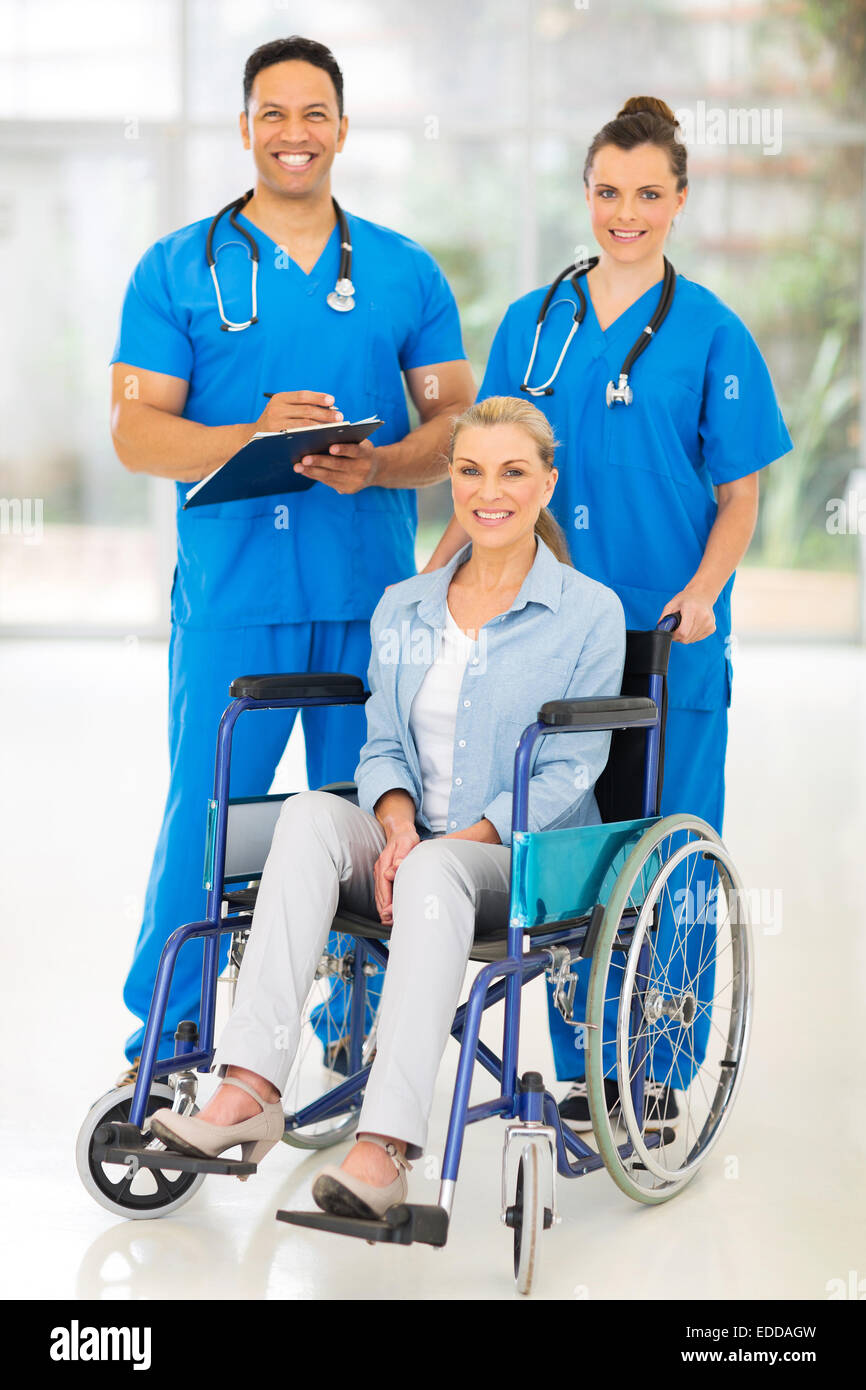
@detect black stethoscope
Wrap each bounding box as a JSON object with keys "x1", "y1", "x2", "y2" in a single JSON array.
[
  {"x1": 520, "y1": 255, "x2": 676, "y2": 405},
  {"x1": 204, "y1": 189, "x2": 355, "y2": 331}
]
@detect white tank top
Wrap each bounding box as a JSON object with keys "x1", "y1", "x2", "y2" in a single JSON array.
[{"x1": 408, "y1": 600, "x2": 477, "y2": 832}]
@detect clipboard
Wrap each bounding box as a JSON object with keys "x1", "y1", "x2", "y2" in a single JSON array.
[{"x1": 183, "y1": 416, "x2": 384, "y2": 509}]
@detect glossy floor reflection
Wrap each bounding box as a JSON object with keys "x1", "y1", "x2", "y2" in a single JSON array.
[{"x1": 1, "y1": 639, "x2": 863, "y2": 1300}]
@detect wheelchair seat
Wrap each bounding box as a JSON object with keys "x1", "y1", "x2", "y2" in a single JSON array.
[{"x1": 221, "y1": 807, "x2": 577, "y2": 964}]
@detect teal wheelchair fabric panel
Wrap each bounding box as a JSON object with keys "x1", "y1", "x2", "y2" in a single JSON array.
[{"x1": 510, "y1": 817, "x2": 661, "y2": 928}]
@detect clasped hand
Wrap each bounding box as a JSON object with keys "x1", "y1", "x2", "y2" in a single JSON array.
[{"x1": 373, "y1": 824, "x2": 420, "y2": 926}]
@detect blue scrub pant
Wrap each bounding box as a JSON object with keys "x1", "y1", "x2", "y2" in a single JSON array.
[
  {"x1": 122, "y1": 619, "x2": 377, "y2": 1064},
  {"x1": 547, "y1": 703, "x2": 727, "y2": 1082}
]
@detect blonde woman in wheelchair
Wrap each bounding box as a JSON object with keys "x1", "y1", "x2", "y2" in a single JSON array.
[{"x1": 148, "y1": 396, "x2": 626, "y2": 1218}]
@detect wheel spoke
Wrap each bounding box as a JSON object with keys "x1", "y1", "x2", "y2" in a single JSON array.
[{"x1": 589, "y1": 822, "x2": 752, "y2": 1198}]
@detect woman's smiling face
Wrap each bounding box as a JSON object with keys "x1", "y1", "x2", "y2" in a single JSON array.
[
  {"x1": 585, "y1": 142, "x2": 687, "y2": 263},
  {"x1": 449, "y1": 423, "x2": 557, "y2": 548}
]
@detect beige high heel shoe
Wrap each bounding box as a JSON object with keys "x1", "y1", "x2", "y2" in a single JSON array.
[
  {"x1": 312, "y1": 1133, "x2": 412, "y2": 1218},
  {"x1": 146, "y1": 1075, "x2": 285, "y2": 1179}
]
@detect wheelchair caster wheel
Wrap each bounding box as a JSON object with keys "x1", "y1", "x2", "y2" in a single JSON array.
[
  {"x1": 509, "y1": 1147, "x2": 548, "y2": 1295},
  {"x1": 76, "y1": 1083, "x2": 206, "y2": 1219}
]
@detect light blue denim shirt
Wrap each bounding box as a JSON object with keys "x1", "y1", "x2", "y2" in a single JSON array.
[{"x1": 354, "y1": 535, "x2": 626, "y2": 848}]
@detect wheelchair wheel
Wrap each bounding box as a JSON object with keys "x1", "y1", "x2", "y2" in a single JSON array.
[
  {"x1": 512, "y1": 1146, "x2": 544, "y2": 1296},
  {"x1": 586, "y1": 814, "x2": 753, "y2": 1205},
  {"x1": 76, "y1": 1083, "x2": 206, "y2": 1219},
  {"x1": 281, "y1": 931, "x2": 381, "y2": 1150}
]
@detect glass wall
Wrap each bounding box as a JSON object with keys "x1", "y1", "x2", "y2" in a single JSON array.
[{"x1": 0, "y1": 0, "x2": 863, "y2": 638}]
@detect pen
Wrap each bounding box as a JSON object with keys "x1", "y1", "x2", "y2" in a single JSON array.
[{"x1": 263, "y1": 393, "x2": 339, "y2": 403}]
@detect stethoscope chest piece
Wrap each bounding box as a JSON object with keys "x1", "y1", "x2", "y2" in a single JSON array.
[
  {"x1": 326, "y1": 277, "x2": 355, "y2": 312},
  {"x1": 605, "y1": 374, "x2": 633, "y2": 407}
]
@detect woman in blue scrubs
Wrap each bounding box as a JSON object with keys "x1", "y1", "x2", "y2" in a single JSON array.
[{"x1": 425, "y1": 96, "x2": 792, "y2": 1127}]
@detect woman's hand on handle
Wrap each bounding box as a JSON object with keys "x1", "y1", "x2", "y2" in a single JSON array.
[
  {"x1": 659, "y1": 587, "x2": 716, "y2": 643},
  {"x1": 660, "y1": 473, "x2": 759, "y2": 643}
]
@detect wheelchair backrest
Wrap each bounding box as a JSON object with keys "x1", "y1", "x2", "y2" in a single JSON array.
[
  {"x1": 594, "y1": 628, "x2": 672, "y2": 823},
  {"x1": 223, "y1": 784, "x2": 358, "y2": 885}
]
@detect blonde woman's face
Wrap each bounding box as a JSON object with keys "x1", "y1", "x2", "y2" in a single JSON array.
[
  {"x1": 585, "y1": 142, "x2": 687, "y2": 264},
  {"x1": 450, "y1": 423, "x2": 557, "y2": 548}
]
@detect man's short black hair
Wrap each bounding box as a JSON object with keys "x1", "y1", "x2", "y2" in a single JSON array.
[{"x1": 243, "y1": 36, "x2": 344, "y2": 117}]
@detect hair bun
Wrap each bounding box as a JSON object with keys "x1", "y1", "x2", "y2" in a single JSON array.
[{"x1": 617, "y1": 95, "x2": 679, "y2": 127}]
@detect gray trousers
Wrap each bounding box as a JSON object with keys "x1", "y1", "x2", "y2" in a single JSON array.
[{"x1": 212, "y1": 789, "x2": 511, "y2": 1158}]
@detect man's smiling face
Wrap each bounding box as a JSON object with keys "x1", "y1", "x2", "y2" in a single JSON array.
[{"x1": 240, "y1": 59, "x2": 348, "y2": 199}]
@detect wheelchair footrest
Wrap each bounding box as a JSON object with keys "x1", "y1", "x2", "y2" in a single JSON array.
[
  {"x1": 92, "y1": 1122, "x2": 256, "y2": 1178},
  {"x1": 275, "y1": 1203, "x2": 449, "y2": 1247}
]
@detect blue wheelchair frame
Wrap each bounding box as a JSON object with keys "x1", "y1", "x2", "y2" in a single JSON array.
[{"x1": 126, "y1": 619, "x2": 678, "y2": 1240}]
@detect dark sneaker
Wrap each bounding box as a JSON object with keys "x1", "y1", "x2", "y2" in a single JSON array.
[
  {"x1": 558, "y1": 1079, "x2": 621, "y2": 1132},
  {"x1": 559, "y1": 1079, "x2": 680, "y2": 1133},
  {"x1": 643, "y1": 1081, "x2": 679, "y2": 1130},
  {"x1": 116, "y1": 1056, "x2": 140, "y2": 1088}
]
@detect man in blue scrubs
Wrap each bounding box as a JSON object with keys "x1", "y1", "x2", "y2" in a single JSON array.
[{"x1": 110, "y1": 36, "x2": 475, "y2": 1081}]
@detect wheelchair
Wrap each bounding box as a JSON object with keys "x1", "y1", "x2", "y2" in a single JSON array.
[{"x1": 76, "y1": 615, "x2": 753, "y2": 1294}]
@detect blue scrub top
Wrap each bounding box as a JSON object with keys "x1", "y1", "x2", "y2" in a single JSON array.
[
  {"x1": 479, "y1": 274, "x2": 792, "y2": 710},
  {"x1": 111, "y1": 207, "x2": 466, "y2": 629}
]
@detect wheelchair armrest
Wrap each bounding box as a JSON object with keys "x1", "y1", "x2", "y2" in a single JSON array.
[
  {"x1": 229, "y1": 672, "x2": 368, "y2": 701},
  {"x1": 538, "y1": 695, "x2": 658, "y2": 730}
]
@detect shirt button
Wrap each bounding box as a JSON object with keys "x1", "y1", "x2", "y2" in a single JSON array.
[
  {"x1": 454, "y1": 777, "x2": 462, "y2": 786},
  {"x1": 463, "y1": 699, "x2": 471, "y2": 707},
  {"x1": 471, "y1": 657, "x2": 479, "y2": 665},
  {"x1": 450, "y1": 820, "x2": 457, "y2": 829},
  {"x1": 458, "y1": 739, "x2": 466, "y2": 748}
]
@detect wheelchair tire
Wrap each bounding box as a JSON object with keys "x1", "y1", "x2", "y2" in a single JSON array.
[
  {"x1": 76, "y1": 1083, "x2": 206, "y2": 1219},
  {"x1": 586, "y1": 814, "x2": 753, "y2": 1205},
  {"x1": 512, "y1": 1146, "x2": 544, "y2": 1296}
]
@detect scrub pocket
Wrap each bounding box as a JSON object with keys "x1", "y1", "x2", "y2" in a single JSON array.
[
  {"x1": 173, "y1": 513, "x2": 281, "y2": 626},
  {"x1": 605, "y1": 379, "x2": 702, "y2": 481},
  {"x1": 363, "y1": 302, "x2": 411, "y2": 414}
]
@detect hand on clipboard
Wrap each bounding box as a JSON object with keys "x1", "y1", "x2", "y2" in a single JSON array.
[
  {"x1": 183, "y1": 405, "x2": 383, "y2": 510},
  {"x1": 262, "y1": 390, "x2": 379, "y2": 495}
]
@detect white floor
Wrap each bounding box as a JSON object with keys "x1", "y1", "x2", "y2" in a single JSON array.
[{"x1": 1, "y1": 637, "x2": 864, "y2": 1301}]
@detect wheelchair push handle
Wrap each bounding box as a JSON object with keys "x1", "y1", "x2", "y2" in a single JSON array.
[{"x1": 656, "y1": 612, "x2": 681, "y2": 633}]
